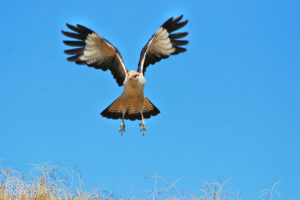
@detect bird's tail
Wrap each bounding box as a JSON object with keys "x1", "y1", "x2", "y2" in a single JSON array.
[
  {"x1": 143, "y1": 97, "x2": 160, "y2": 119},
  {"x1": 100, "y1": 96, "x2": 160, "y2": 121}
]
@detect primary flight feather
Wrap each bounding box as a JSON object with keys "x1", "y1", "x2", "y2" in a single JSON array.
[{"x1": 62, "y1": 15, "x2": 189, "y2": 135}]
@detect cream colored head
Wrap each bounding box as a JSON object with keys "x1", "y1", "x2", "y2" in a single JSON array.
[{"x1": 128, "y1": 70, "x2": 140, "y2": 80}]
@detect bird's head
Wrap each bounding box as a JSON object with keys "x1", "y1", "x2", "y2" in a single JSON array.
[{"x1": 127, "y1": 70, "x2": 140, "y2": 81}]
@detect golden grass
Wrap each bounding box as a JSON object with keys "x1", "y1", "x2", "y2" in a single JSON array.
[
  {"x1": 0, "y1": 163, "x2": 110, "y2": 200},
  {"x1": 0, "y1": 163, "x2": 280, "y2": 200}
]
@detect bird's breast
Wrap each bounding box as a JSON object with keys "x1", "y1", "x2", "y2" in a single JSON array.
[
  {"x1": 124, "y1": 79, "x2": 145, "y2": 98},
  {"x1": 124, "y1": 83, "x2": 142, "y2": 97}
]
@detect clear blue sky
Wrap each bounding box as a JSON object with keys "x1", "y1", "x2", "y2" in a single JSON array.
[{"x1": 1, "y1": 0, "x2": 300, "y2": 199}]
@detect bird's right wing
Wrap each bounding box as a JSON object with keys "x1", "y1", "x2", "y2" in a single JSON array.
[
  {"x1": 137, "y1": 15, "x2": 189, "y2": 75},
  {"x1": 62, "y1": 24, "x2": 128, "y2": 86}
]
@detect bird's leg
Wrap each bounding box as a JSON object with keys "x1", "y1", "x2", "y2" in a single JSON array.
[
  {"x1": 119, "y1": 113, "x2": 125, "y2": 136},
  {"x1": 139, "y1": 113, "x2": 146, "y2": 136}
]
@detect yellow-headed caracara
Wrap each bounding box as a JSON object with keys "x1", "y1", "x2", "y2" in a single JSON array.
[{"x1": 62, "y1": 15, "x2": 188, "y2": 135}]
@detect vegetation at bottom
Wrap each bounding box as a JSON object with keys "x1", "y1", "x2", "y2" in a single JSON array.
[{"x1": 0, "y1": 163, "x2": 281, "y2": 200}]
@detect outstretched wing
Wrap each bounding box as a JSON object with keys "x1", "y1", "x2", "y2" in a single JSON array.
[
  {"x1": 62, "y1": 24, "x2": 127, "y2": 86},
  {"x1": 137, "y1": 15, "x2": 189, "y2": 74}
]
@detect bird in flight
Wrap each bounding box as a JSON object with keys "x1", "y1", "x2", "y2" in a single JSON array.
[{"x1": 62, "y1": 15, "x2": 188, "y2": 135}]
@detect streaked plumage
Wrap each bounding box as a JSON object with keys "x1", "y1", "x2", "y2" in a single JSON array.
[{"x1": 62, "y1": 15, "x2": 189, "y2": 135}]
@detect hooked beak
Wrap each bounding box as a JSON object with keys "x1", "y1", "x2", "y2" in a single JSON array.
[{"x1": 130, "y1": 74, "x2": 137, "y2": 79}]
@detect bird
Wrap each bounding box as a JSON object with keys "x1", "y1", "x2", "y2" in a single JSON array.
[{"x1": 61, "y1": 15, "x2": 189, "y2": 135}]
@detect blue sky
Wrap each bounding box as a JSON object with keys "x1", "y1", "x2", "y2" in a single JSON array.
[{"x1": 1, "y1": 0, "x2": 300, "y2": 199}]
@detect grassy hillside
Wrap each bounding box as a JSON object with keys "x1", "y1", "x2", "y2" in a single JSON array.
[{"x1": 0, "y1": 163, "x2": 279, "y2": 200}]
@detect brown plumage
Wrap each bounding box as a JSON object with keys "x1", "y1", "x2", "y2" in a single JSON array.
[
  {"x1": 62, "y1": 15, "x2": 188, "y2": 135},
  {"x1": 101, "y1": 96, "x2": 160, "y2": 121}
]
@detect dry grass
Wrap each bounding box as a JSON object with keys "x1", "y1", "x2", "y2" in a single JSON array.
[
  {"x1": 0, "y1": 163, "x2": 111, "y2": 200},
  {"x1": 0, "y1": 163, "x2": 281, "y2": 200}
]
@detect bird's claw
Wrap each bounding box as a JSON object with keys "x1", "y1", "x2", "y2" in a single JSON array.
[
  {"x1": 119, "y1": 121, "x2": 125, "y2": 136},
  {"x1": 139, "y1": 121, "x2": 146, "y2": 136}
]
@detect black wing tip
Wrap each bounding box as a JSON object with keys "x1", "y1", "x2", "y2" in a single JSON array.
[
  {"x1": 76, "y1": 24, "x2": 85, "y2": 29},
  {"x1": 165, "y1": 14, "x2": 184, "y2": 24},
  {"x1": 66, "y1": 23, "x2": 76, "y2": 29},
  {"x1": 66, "y1": 55, "x2": 77, "y2": 62},
  {"x1": 166, "y1": 16, "x2": 174, "y2": 22},
  {"x1": 76, "y1": 24, "x2": 94, "y2": 34},
  {"x1": 64, "y1": 48, "x2": 84, "y2": 55},
  {"x1": 180, "y1": 31, "x2": 189, "y2": 36},
  {"x1": 181, "y1": 19, "x2": 189, "y2": 26},
  {"x1": 174, "y1": 15, "x2": 183, "y2": 22},
  {"x1": 173, "y1": 40, "x2": 189, "y2": 46},
  {"x1": 173, "y1": 47, "x2": 187, "y2": 55},
  {"x1": 61, "y1": 30, "x2": 68, "y2": 35},
  {"x1": 63, "y1": 23, "x2": 94, "y2": 36},
  {"x1": 63, "y1": 40, "x2": 85, "y2": 47},
  {"x1": 169, "y1": 32, "x2": 189, "y2": 40},
  {"x1": 62, "y1": 40, "x2": 69, "y2": 45},
  {"x1": 75, "y1": 60, "x2": 86, "y2": 65},
  {"x1": 63, "y1": 49, "x2": 70, "y2": 54},
  {"x1": 61, "y1": 31, "x2": 85, "y2": 40},
  {"x1": 162, "y1": 15, "x2": 188, "y2": 33}
]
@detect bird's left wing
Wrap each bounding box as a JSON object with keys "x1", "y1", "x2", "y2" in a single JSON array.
[
  {"x1": 137, "y1": 15, "x2": 189, "y2": 75},
  {"x1": 62, "y1": 24, "x2": 127, "y2": 86}
]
